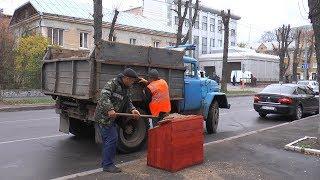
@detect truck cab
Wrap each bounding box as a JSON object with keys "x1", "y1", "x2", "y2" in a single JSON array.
[{"x1": 181, "y1": 54, "x2": 229, "y2": 134}]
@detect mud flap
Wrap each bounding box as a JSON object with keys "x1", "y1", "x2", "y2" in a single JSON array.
[
  {"x1": 95, "y1": 123, "x2": 102, "y2": 144},
  {"x1": 59, "y1": 114, "x2": 70, "y2": 133}
]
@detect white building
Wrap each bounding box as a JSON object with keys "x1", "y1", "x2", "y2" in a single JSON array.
[
  {"x1": 199, "y1": 47, "x2": 280, "y2": 82},
  {"x1": 128, "y1": 0, "x2": 241, "y2": 58},
  {"x1": 9, "y1": 0, "x2": 177, "y2": 51}
]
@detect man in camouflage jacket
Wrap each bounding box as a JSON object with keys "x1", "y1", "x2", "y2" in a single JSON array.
[{"x1": 95, "y1": 68, "x2": 140, "y2": 173}]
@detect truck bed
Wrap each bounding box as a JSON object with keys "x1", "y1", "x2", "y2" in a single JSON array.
[{"x1": 42, "y1": 41, "x2": 186, "y2": 102}]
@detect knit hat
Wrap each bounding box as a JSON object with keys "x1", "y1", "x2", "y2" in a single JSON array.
[{"x1": 123, "y1": 68, "x2": 138, "y2": 79}]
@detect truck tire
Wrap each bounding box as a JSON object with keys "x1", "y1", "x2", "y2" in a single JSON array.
[
  {"x1": 117, "y1": 109, "x2": 148, "y2": 153},
  {"x1": 206, "y1": 100, "x2": 219, "y2": 134},
  {"x1": 69, "y1": 118, "x2": 94, "y2": 138}
]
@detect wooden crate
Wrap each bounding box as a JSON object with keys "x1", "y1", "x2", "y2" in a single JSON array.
[{"x1": 147, "y1": 115, "x2": 204, "y2": 172}]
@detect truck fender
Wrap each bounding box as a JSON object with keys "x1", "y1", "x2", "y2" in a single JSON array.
[{"x1": 203, "y1": 92, "x2": 229, "y2": 119}]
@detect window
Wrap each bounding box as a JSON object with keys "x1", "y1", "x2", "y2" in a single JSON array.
[
  {"x1": 153, "y1": 41, "x2": 160, "y2": 48},
  {"x1": 129, "y1": 38, "x2": 136, "y2": 45},
  {"x1": 175, "y1": 16, "x2": 179, "y2": 25},
  {"x1": 110, "y1": 36, "x2": 116, "y2": 42},
  {"x1": 202, "y1": 37, "x2": 207, "y2": 54},
  {"x1": 313, "y1": 63, "x2": 317, "y2": 68},
  {"x1": 193, "y1": 36, "x2": 199, "y2": 57},
  {"x1": 231, "y1": 29, "x2": 236, "y2": 37},
  {"x1": 80, "y1": 32, "x2": 88, "y2": 48},
  {"x1": 168, "y1": 42, "x2": 176, "y2": 47},
  {"x1": 184, "y1": 63, "x2": 195, "y2": 77},
  {"x1": 218, "y1": 39, "x2": 222, "y2": 47},
  {"x1": 218, "y1": 20, "x2": 223, "y2": 34},
  {"x1": 312, "y1": 73, "x2": 317, "y2": 80},
  {"x1": 297, "y1": 87, "x2": 307, "y2": 95},
  {"x1": 202, "y1": 16, "x2": 207, "y2": 31},
  {"x1": 47, "y1": 27, "x2": 63, "y2": 46},
  {"x1": 210, "y1": 38, "x2": 215, "y2": 48},
  {"x1": 210, "y1": 18, "x2": 215, "y2": 32},
  {"x1": 194, "y1": 15, "x2": 199, "y2": 29},
  {"x1": 231, "y1": 41, "x2": 236, "y2": 46},
  {"x1": 185, "y1": 20, "x2": 189, "y2": 27},
  {"x1": 193, "y1": 36, "x2": 199, "y2": 45}
]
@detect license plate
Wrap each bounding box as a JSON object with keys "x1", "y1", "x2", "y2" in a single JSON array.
[{"x1": 261, "y1": 106, "x2": 275, "y2": 110}]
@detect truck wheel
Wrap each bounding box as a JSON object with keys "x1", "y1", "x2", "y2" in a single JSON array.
[
  {"x1": 117, "y1": 109, "x2": 148, "y2": 153},
  {"x1": 206, "y1": 100, "x2": 219, "y2": 134},
  {"x1": 69, "y1": 118, "x2": 94, "y2": 138}
]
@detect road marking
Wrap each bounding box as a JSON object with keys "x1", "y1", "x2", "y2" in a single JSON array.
[
  {"x1": 0, "y1": 117, "x2": 58, "y2": 124},
  {"x1": 0, "y1": 134, "x2": 69, "y2": 145},
  {"x1": 220, "y1": 109, "x2": 254, "y2": 115},
  {"x1": 51, "y1": 117, "x2": 291, "y2": 180}
]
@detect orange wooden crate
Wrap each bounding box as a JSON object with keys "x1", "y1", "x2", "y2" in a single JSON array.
[{"x1": 147, "y1": 115, "x2": 204, "y2": 172}]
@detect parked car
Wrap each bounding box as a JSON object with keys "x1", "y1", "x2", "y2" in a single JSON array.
[
  {"x1": 254, "y1": 84, "x2": 319, "y2": 119},
  {"x1": 297, "y1": 80, "x2": 319, "y2": 95}
]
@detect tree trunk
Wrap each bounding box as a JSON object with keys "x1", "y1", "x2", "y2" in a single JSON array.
[
  {"x1": 108, "y1": 9, "x2": 119, "y2": 41},
  {"x1": 93, "y1": 0, "x2": 103, "y2": 46},
  {"x1": 308, "y1": 0, "x2": 320, "y2": 141},
  {"x1": 292, "y1": 30, "x2": 302, "y2": 83},
  {"x1": 221, "y1": 10, "x2": 230, "y2": 92}
]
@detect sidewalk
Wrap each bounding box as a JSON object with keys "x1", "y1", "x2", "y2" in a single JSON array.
[
  {"x1": 0, "y1": 102, "x2": 54, "y2": 112},
  {"x1": 66, "y1": 115, "x2": 320, "y2": 180}
]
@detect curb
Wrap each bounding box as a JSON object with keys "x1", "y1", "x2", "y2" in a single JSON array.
[
  {"x1": 52, "y1": 115, "x2": 319, "y2": 180},
  {"x1": 284, "y1": 136, "x2": 320, "y2": 156},
  {"x1": 226, "y1": 93, "x2": 255, "y2": 97},
  {"x1": 0, "y1": 104, "x2": 55, "y2": 112}
]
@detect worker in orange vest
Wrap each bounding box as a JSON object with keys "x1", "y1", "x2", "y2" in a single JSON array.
[{"x1": 139, "y1": 69, "x2": 171, "y2": 121}]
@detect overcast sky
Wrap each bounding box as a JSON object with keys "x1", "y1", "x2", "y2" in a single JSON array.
[{"x1": 0, "y1": 0, "x2": 311, "y2": 44}]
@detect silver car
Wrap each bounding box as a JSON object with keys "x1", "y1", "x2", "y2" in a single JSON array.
[{"x1": 297, "y1": 81, "x2": 319, "y2": 94}]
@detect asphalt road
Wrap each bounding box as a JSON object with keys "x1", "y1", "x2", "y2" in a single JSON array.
[{"x1": 0, "y1": 96, "x2": 300, "y2": 180}]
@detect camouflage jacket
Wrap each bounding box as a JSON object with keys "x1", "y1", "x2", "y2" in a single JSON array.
[{"x1": 94, "y1": 74, "x2": 136, "y2": 126}]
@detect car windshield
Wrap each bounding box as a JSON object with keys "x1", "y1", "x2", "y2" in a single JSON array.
[
  {"x1": 297, "y1": 81, "x2": 309, "y2": 85},
  {"x1": 261, "y1": 84, "x2": 295, "y2": 94}
]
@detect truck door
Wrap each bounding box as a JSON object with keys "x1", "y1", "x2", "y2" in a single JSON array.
[{"x1": 183, "y1": 62, "x2": 202, "y2": 111}]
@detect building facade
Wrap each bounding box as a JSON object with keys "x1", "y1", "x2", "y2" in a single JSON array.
[
  {"x1": 9, "y1": 0, "x2": 176, "y2": 51},
  {"x1": 137, "y1": 0, "x2": 241, "y2": 58},
  {"x1": 199, "y1": 47, "x2": 279, "y2": 82}
]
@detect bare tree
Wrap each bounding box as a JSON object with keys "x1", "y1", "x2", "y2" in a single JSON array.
[
  {"x1": 108, "y1": 9, "x2": 119, "y2": 41},
  {"x1": 261, "y1": 31, "x2": 277, "y2": 42},
  {"x1": 220, "y1": 10, "x2": 231, "y2": 92},
  {"x1": 273, "y1": 25, "x2": 293, "y2": 82},
  {"x1": 292, "y1": 29, "x2": 303, "y2": 83},
  {"x1": 173, "y1": 0, "x2": 199, "y2": 46}
]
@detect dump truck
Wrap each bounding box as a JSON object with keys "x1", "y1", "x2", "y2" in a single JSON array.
[{"x1": 42, "y1": 41, "x2": 230, "y2": 153}]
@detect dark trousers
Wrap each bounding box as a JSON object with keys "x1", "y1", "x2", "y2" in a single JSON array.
[{"x1": 98, "y1": 123, "x2": 118, "y2": 168}]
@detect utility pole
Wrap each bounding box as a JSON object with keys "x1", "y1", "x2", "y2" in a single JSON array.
[
  {"x1": 188, "y1": 2, "x2": 193, "y2": 57},
  {"x1": 220, "y1": 9, "x2": 231, "y2": 92},
  {"x1": 303, "y1": 40, "x2": 309, "y2": 80},
  {"x1": 93, "y1": 0, "x2": 103, "y2": 46},
  {"x1": 307, "y1": 0, "x2": 320, "y2": 119}
]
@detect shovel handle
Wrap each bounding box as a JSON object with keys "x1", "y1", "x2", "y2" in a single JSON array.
[{"x1": 115, "y1": 113, "x2": 156, "y2": 119}]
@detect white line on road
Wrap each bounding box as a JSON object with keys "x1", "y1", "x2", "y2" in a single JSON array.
[
  {"x1": 220, "y1": 109, "x2": 254, "y2": 115},
  {"x1": 0, "y1": 117, "x2": 58, "y2": 124},
  {"x1": 51, "y1": 117, "x2": 290, "y2": 180},
  {"x1": 0, "y1": 134, "x2": 69, "y2": 145}
]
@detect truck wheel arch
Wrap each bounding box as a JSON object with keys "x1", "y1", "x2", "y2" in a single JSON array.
[{"x1": 203, "y1": 93, "x2": 229, "y2": 119}]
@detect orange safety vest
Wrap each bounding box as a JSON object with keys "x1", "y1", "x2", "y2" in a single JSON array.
[{"x1": 147, "y1": 79, "x2": 171, "y2": 116}]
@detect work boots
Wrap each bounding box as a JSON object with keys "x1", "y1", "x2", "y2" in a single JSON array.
[{"x1": 103, "y1": 165, "x2": 122, "y2": 173}]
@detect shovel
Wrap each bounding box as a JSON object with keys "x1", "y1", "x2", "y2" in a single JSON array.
[{"x1": 115, "y1": 113, "x2": 166, "y2": 129}]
